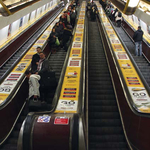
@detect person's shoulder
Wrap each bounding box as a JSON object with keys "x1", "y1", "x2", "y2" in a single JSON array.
[
  {"x1": 43, "y1": 59, "x2": 49, "y2": 63},
  {"x1": 32, "y1": 53, "x2": 38, "y2": 57}
]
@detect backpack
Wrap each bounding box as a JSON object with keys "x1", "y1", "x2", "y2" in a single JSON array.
[
  {"x1": 118, "y1": 12, "x2": 122, "y2": 17},
  {"x1": 40, "y1": 71, "x2": 57, "y2": 89}
]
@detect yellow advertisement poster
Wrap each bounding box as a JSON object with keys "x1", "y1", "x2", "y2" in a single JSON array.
[
  {"x1": 118, "y1": 59, "x2": 143, "y2": 87},
  {"x1": 55, "y1": 2, "x2": 85, "y2": 114},
  {"x1": 59, "y1": 67, "x2": 80, "y2": 100},
  {"x1": 73, "y1": 36, "x2": 83, "y2": 42},
  {"x1": 70, "y1": 48, "x2": 82, "y2": 58}
]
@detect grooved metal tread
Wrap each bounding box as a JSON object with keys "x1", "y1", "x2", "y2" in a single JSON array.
[{"x1": 88, "y1": 20, "x2": 129, "y2": 150}]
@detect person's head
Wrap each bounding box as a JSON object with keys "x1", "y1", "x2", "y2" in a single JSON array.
[
  {"x1": 56, "y1": 22, "x2": 59, "y2": 26},
  {"x1": 25, "y1": 70, "x2": 32, "y2": 78},
  {"x1": 52, "y1": 28, "x2": 55, "y2": 32},
  {"x1": 64, "y1": 11, "x2": 67, "y2": 16},
  {"x1": 36, "y1": 46, "x2": 42, "y2": 54},
  {"x1": 61, "y1": 14, "x2": 65, "y2": 18},
  {"x1": 138, "y1": 26, "x2": 141, "y2": 30},
  {"x1": 59, "y1": 20, "x2": 63, "y2": 24},
  {"x1": 39, "y1": 52, "x2": 46, "y2": 59}
]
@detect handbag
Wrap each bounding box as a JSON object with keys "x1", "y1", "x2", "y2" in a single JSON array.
[
  {"x1": 55, "y1": 37, "x2": 60, "y2": 46},
  {"x1": 29, "y1": 98, "x2": 41, "y2": 110}
]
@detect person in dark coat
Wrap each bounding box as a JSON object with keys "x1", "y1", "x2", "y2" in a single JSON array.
[
  {"x1": 31, "y1": 47, "x2": 42, "y2": 73},
  {"x1": 60, "y1": 14, "x2": 67, "y2": 27},
  {"x1": 36, "y1": 52, "x2": 50, "y2": 75},
  {"x1": 55, "y1": 22, "x2": 64, "y2": 41},
  {"x1": 62, "y1": 25, "x2": 72, "y2": 51},
  {"x1": 48, "y1": 28, "x2": 58, "y2": 53},
  {"x1": 90, "y1": 6, "x2": 97, "y2": 21},
  {"x1": 36, "y1": 52, "x2": 51, "y2": 102},
  {"x1": 70, "y1": 9, "x2": 76, "y2": 27},
  {"x1": 133, "y1": 26, "x2": 143, "y2": 56}
]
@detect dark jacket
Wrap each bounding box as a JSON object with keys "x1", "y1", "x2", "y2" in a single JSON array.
[
  {"x1": 55, "y1": 25, "x2": 64, "y2": 36},
  {"x1": 133, "y1": 29, "x2": 143, "y2": 42},
  {"x1": 48, "y1": 31, "x2": 58, "y2": 45},
  {"x1": 31, "y1": 53, "x2": 40, "y2": 72},
  {"x1": 38, "y1": 59, "x2": 51, "y2": 75},
  {"x1": 63, "y1": 28, "x2": 72, "y2": 43}
]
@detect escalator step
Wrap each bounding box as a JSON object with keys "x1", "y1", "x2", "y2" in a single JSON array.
[
  {"x1": 89, "y1": 112, "x2": 120, "y2": 119},
  {"x1": 89, "y1": 65, "x2": 108, "y2": 69},
  {"x1": 89, "y1": 84, "x2": 113, "y2": 89},
  {"x1": 90, "y1": 148, "x2": 129, "y2": 150},
  {"x1": 89, "y1": 89, "x2": 114, "y2": 94},
  {"x1": 89, "y1": 119, "x2": 121, "y2": 126},
  {"x1": 1, "y1": 144, "x2": 17, "y2": 149},
  {"x1": 89, "y1": 94, "x2": 115, "y2": 100},
  {"x1": 89, "y1": 134, "x2": 125, "y2": 142},
  {"x1": 89, "y1": 127, "x2": 123, "y2": 135},
  {"x1": 89, "y1": 106, "x2": 118, "y2": 112},
  {"x1": 90, "y1": 142, "x2": 127, "y2": 148},
  {"x1": 89, "y1": 73, "x2": 110, "y2": 77},
  {"x1": 88, "y1": 100, "x2": 117, "y2": 106},
  {"x1": 89, "y1": 80, "x2": 112, "y2": 85}
]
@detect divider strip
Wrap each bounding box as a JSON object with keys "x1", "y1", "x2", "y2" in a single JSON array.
[{"x1": 55, "y1": 1, "x2": 86, "y2": 113}]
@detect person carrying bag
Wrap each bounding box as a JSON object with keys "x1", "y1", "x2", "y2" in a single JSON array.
[
  {"x1": 55, "y1": 37, "x2": 60, "y2": 46},
  {"x1": 25, "y1": 70, "x2": 41, "y2": 111}
]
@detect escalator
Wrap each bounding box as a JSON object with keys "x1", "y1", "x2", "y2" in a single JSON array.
[
  {"x1": 88, "y1": 19, "x2": 130, "y2": 150},
  {"x1": 0, "y1": 3, "x2": 63, "y2": 82},
  {"x1": 0, "y1": 48, "x2": 67, "y2": 150},
  {"x1": 112, "y1": 24, "x2": 150, "y2": 86}
]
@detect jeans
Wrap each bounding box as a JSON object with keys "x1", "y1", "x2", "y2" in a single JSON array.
[{"x1": 135, "y1": 41, "x2": 142, "y2": 56}]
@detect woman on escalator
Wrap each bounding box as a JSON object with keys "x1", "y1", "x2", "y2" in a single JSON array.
[{"x1": 48, "y1": 28, "x2": 59, "y2": 53}]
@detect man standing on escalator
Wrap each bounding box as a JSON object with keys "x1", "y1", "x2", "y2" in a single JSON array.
[
  {"x1": 31, "y1": 47, "x2": 42, "y2": 73},
  {"x1": 133, "y1": 26, "x2": 143, "y2": 56}
]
